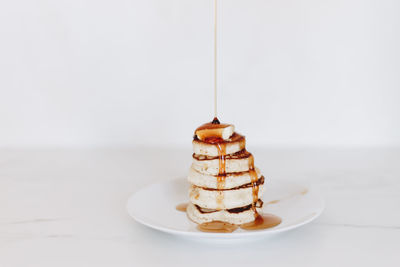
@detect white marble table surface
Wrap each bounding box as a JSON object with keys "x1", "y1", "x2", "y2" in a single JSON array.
[{"x1": 1, "y1": 148, "x2": 399, "y2": 267}]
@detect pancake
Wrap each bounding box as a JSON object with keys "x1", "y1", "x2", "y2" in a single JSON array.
[
  {"x1": 191, "y1": 152, "x2": 254, "y2": 175},
  {"x1": 187, "y1": 166, "x2": 262, "y2": 189},
  {"x1": 186, "y1": 202, "x2": 261, "y2": 224},
  {"x1": 189, "y1": 183, "x2": 265, "y2": 210},
  {"x1": 192, "y1": 133, "x2": 246, "y2": 157}
]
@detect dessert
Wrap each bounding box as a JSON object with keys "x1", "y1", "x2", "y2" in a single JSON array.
[
  {"x1": 186, "y1": 117, "x2": 267, "y2": 227},
  {"x1": 175, "y1": 0, "x2": 282, "y2": 233}
]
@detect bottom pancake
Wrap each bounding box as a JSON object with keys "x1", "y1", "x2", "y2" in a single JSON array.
[{"x1": 186, "y1": 202, "x2": 261, "y2": 225}]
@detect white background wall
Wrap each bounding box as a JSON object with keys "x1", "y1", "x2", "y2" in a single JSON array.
[{"x1": 0, "y1": 0, "x2": 399, "y2": 148}]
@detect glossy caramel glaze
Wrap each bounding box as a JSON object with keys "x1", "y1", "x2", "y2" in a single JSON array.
[
  {"x1": 247, "y1": 154, "x2": 260, "y2": 216},
  {"x1": 176, "y1": 203, "x2": 188, "y2": 212},
  {"x1": 197, "y1": 221, "x2": 239, "y2": 233},
  {"x1": 240, "y1": 214, "x2": 282, "y2": 230},
  {"x1": 215, "y1": 141, "x2": 226, "y2": 208}
]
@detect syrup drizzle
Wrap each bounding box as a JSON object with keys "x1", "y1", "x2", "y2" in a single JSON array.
[
  {"x1": 215, "y1": 141, "x2": 226, "y2": 208},
  {"x1": 247, "y1": 154, "x2": 259, "y2": 217},
  {"x1": 176, "y1": 203, "x2": 188, "y2": 212},
  {"x1": 240, "y1": 213, "x2": 282, "y2": 230},
  {"x1": 197, "y1": 221, "x2": 238, "y2": 233}
]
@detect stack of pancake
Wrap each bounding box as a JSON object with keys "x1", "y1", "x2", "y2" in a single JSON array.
[{"x1": 186, "y1": 118, "x2": 265, "y2": 225}]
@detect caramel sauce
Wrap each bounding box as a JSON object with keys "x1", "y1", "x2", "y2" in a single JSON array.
[
  {"x1": 196, "y1": 214, "x2": 281, "y2": 233},
  {"x1": 215, "y1": 140, "x2": 226, "y2": 208},
  {"x1": 216, "y1": 143, "x2": 226, "y2": 176},
  {"x1": 247, "y1": 154, "x2": 259, "y2": 217},
  {"x1": 197, "y1": 221, "x2": 238, "y2": 233},
  {"x1": 249, "y1": 169, "x2": 259, "y2": 210},
  {"x1": 176, "y1": 203, "x2": 188, "y2": 212},
  {"x1": 240, "y1": 214, "x2": 282, "y2": 230}
]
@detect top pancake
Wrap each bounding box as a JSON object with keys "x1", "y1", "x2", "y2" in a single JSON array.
[{"x1": 192, "y1": 133, "x2": 246, "y2": 157}]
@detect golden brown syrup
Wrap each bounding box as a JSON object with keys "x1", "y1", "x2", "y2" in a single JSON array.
[
  {"x1": 215, "y1": 142, "x2": 226, "y2": 208},
  {"x1": 216, "y1": 143, "x2": 226, "y2": 175},
  {"x1": 176, "y1": 203, "x2": 188, "y2": 212},
  {"x1": 247, "y1": 154, "x2": 259, "y2": 216},
  {"x1": 240, "y1": 214, "x2": 282, "y2": 230},
  {"x1": 197, "y1": 221, "x2": 239, "y2": 233}
]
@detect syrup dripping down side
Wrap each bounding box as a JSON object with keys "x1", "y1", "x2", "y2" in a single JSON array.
[
  {"x1": 215, "y1": 140, "x2": 226, "y2": 209},
  {"x1": 248, "y1": 154, "x2": 260, "y2": 217},
  {"x1": 240, "y1": 213, "x2": 282, "y2": 230},
  {"x1": 197, "y1": 221, "x2": 238, "y2": 233}
]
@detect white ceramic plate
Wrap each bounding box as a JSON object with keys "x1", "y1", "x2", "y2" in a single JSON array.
[{"x1": 127, "y1": 178, "x2": 324, "y2": 241}]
